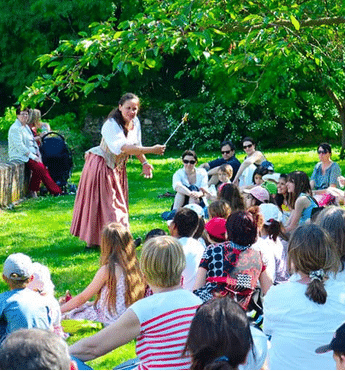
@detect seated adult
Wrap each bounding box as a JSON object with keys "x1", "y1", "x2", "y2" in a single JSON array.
[
  {"x1": 193, "y1": 209, "x2": 272, "y2": 310},
  {"x1": 172, "y1": 150, "x2": 208, "y2": 210},
  {"x1": 233, "y1": 137, "x2": 267, "y2": 187},
  {"x1": 310, "y1": 143, "x2": 341, "y2": 192},
  {"x1": 8, "y1": 107, "x2": 62, "y2": 198},
  {"x1": 199, "y1": 140, "x2": 240, "y2": 184},
  {"x1": 0, "y1": 328, "x2": 75, "y2": 370},
  {"x1": 69, "y1": 236, "x2": 202, "y2": 369}
]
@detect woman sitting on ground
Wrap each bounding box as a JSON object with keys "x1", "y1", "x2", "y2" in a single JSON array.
[
  {"x1": 284, "y1": 171, "x2": 318, "y2": 233},
  {"x1": 193, "y1": 209, "x2": 272, "y2": 310},
  {"x1": 233, "y1": 137, "x2": 267, "y2": 187},
  {"x1": 172, "y1": 150, "x2": 208, "y2": 210}
]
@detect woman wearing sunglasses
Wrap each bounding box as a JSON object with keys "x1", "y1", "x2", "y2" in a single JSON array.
[
  {"x1": 172, "y1": 150, "x2": 208, "y2": 210},
  {"x1": 310, "y1": 143, "x2": 341, "y2": 193},
  {"x1": 233, "y1": 137, "x2": 267, "y2": 187}
]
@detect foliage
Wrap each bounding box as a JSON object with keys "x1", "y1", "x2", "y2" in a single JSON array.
[
  {"x1": 0, "y1": 107, "x2": 16, "y2": 141},
  {"x1": 17, "y1": 0, "x2": 345, "y2": 150},
  {"x1": 0, "y1": 0, "x2": 144, "y2": 114}
]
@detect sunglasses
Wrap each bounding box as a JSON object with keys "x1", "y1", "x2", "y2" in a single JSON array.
[
  {"x1": 243, "y1": 144, "x2": 253, "y2": 149},
  {"x1": 317, "y1": 150, "x2": 327, "y2": 154},
  {"x1": 183, "y1": 159, "x2": 196, "y2": 165},
  {"x1": 221, "y1": 150, "x2": 231, "y2": 154}
]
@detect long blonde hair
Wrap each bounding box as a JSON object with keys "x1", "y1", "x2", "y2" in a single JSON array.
[{"x1": 94, "y1": 223, "x2": 145, "y2": 313}]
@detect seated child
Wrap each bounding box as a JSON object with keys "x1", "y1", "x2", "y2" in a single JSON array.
[
  {"x1": 69, "y1": 236, "x2": 203, "y2": 370},
  {"x1": 203, "y1": 164, "x2": 233, "y2": 201},
  {"x1": 27, "y1": 262, "x2": 65, "y2": 337},
  {"x1": 61, "y1": 223, "x2": 146, "y2": 326},
  {"x1": 0, "y1": 253, "x2": 51, "y2": 344}
]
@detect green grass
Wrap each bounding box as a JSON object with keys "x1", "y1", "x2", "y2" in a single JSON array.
[{"x1": 1, "y1": 146, "x2": 345, "y2": 369}]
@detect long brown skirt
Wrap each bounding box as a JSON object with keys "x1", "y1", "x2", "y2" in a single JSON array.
[{"x1": 70, "y1": 153, "x2": 129, "y2": 246}]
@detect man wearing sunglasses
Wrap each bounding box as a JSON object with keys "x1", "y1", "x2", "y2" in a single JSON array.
[{"x1": 200, "y1": 140, "x2": 240, "y2": 185}]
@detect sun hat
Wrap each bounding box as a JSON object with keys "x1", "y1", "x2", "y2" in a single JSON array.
[
  {"x1": 262, "y1": 173, "x2": 280, "y2": 183},
  {"x1": 243, "y1": 186, "x2": 269, "y2": 203},
  {"x1": 3, "y1": 253, "x2": 33, "y2": 281},
  {"x1": 315, "y1": 323, "x2": 345, "y2": 354},
  {"x1": 27, "y1": 262, "x2": 55, "y2": 295},
  {"x1": 259, "y1": 203, "x2": 282, "y2": 224},
  {"x1": 183, "y1": 203, "x2": 205, "y2": 218},
  {"x1": 205, "y1": 217, "x2": 227, "y2": 241}
]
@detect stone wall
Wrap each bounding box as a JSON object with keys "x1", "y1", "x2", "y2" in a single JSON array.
[
  {"x1": 0, "y1": 161, "x2": 29, "y2": 207},
  {"x1": 0, "y1": 143, "x2": 29, "y2": 208}
]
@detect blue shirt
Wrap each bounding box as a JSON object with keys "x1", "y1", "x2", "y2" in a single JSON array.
[
  {"x1": 0, "y1": 288, "x2": 51, "y2": 343},
  {"x1": 311, "y1": 162, "x2": 341, "y2": 190}
]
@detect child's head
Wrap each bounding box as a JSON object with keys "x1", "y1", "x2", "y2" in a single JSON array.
[
  {"x1": 208, "y1": 200, "x2": 231, "y2": 219},
  {"x1": 140, "y1": 236, "x2": 186, "y2": 288},
  {"x1": 2, "y1": 253, "x2": 34, "y2": 289},
  {"x1": 288, "y1": 224, "x2": 340, "y2": 304},
  {"x1": 171, "y1": 208, "x2": 199, "y2": 237},
  {"x1": 252, "y1": 166, "x2": 268, "y2": 185},
  {"x1": 205, "y1": 217, "x2": 227, "y2": 243},
  {"x1": 218, "y1": 164, "x2": 233, "y2": 183},
  {"x1": 100, "y1": 222, "x2": 133, "y2": 265},
  {"x1": 185, "y1": 297, "x2": 253, "y2": 370},
  {"x1": 98, "y1": 222, "x2": 145, "y2": 309},
  {"x1": 316, "y1": 206, "x2": 345, "y2": 266},
  {"x1": 218, "y1": 183, "x2": 245, "y2": 212},
  {"x1": 259, "y1": 203, "x2": 282, "y2": 242},
  {"x1": 27, "y1": 263, "x2": 54, "y2": 296},
  {"x1": 144, "y1": 228, "x2": 167, "y2": 242},
  {"x1": 316, "y1": 323, "x2": 345, "y2": 369}
]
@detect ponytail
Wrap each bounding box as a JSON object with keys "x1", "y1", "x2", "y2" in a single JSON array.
[{"x1": 305, "y1": 269, "x2": 327, "y2": 304}]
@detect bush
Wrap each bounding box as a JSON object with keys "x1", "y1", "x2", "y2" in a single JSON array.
[{"x1": 0, "y1": 107, "x2": 16, "y2": 141}]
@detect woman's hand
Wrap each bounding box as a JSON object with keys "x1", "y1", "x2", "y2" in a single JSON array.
[
  {"x1": 151, "y1": 144, "x2": 166, "y2": 155},
  {"x1": 142, "y1": 162, "x2": 154, "y2": 179}
]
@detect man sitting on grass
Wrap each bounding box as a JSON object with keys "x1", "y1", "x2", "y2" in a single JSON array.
[{"x1": 69, "y1": 236, "x2": 202, "y2": 370}]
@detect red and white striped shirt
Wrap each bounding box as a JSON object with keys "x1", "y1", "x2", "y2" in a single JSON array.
[{"x1": 130, "y1": 289, "x2": 202, "y2": 370}]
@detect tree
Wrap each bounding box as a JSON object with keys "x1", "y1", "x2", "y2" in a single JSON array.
[{"x1": 19, "y1": 0, "x2": 345, "y2": 152}]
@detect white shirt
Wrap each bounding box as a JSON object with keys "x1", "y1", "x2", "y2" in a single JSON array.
[
  {"x1": 263, "y1": 274, "x2": 345, "y2": 370},
  {"x1": 8, "y1": 119, "x2": 39, "y2": 162},
  {"x1": 172, "y1": 167, "x2": 208, "y2": 191},
  {"x1": 179, "y1": 237, "x2": 205, "y2": 291}
]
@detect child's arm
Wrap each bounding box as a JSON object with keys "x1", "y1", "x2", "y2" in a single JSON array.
[{"x1": 60, "y1": 265, "x2": 108, "y2": 314}]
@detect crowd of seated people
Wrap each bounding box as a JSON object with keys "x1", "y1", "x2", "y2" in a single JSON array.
[{"x1": 3, "y1": 136, "x2": 345, "y2": 370}]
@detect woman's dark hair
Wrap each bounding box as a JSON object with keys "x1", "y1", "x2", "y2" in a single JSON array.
[
  {"x1": 287, "y1": 171, "x2": 313, "y2": 209},
  {"x1": 182, "y1": 149, "x2": 198, "y2": 163},
  {"x1": 275, "y1": 173, "x2": 288, "y2": 211},
  {"x1": 193, "y1": 216, "x2": 205, "y2": 240},
  {"x1": 263, "y1": 220, "x2": 281, "y2": 242},
  {"x1": 242, "y1": 136, "x2": 255, "y2": 145},
  {"x1": 226, "y1": 210, "x2": 258, "y2": 246},
  {"x1": 108, "y1": 93, "x2": 140, "y2": 137},
  {"x1": 218, "y1": 184, "x2": 245, "y2": 212},
  {"x1": 16, "y1": 106, "x2": 29, "y2": 115},
  {"x1": 318, "y1": 142, "x2": 332, "y2": 154},
  {"x1": 288, "y1": 224, "x2": 340, "y2": 304},
  {"x1": 184, "y1": 297, "x2": 253, "y2": 370},
  {"x1": 252, "y1": 165, "x2": 268, "y2": 184}
]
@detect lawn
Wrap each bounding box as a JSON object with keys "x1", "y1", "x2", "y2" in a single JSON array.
[{"x1": 1, "y1": 145, "x2": 344, "y2": 369}]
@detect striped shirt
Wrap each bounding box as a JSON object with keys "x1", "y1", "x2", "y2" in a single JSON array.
[{"x1": 130, "y1": 289, "x2": 202, "y2": 370}]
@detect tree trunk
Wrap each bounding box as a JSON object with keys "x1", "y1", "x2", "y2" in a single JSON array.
[{"x1": 340, "y1": 106, "x2": 345, "y2": 159}]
